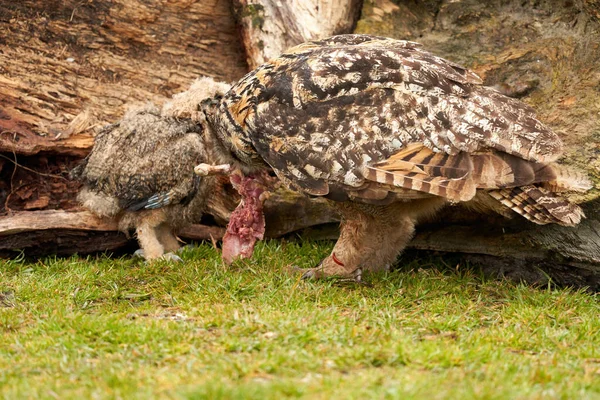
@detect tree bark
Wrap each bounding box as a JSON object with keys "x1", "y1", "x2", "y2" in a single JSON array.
[
  {"x1": 0, "y1": 186, "x2": 338, "y2": 253},
  {"x1": 0, "y1": 0, "x2": 247, "y2": 157},
  {"x1": 232, "y1": 0, "x2": 363, "y2": 69}
]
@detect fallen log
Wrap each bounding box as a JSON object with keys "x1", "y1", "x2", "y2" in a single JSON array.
[
  {"x1": 0, "y1": 210, "x2": 118, "y2": 235},
  {"x1": 0, "y1": 209, "x2": 226, "y2": 257},
  {"x1": 0, "y1": 187, "x2": 338, "y2": 255},
  {"x1": 2, "y1": 199, "x2": 598, "y2": 289}
]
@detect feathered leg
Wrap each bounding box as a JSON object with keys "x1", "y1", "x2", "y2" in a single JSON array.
[
  {"x1": 156, "y1": 223, "x2": 181, "y2": 253},
  {"x1": 302, "y1": 198, "x2": 445, "y2": 281},
  {"x1": 131, "y1": 212, "x2": 182, "y2": 262},
  {"x1": 155, "y1": 223, "x2": 184, "y2": 262},
  {"x1": 135, "y1": 221, "x2": 164, "y2": 261}
]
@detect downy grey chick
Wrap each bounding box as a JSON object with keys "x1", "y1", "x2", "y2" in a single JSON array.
[{"x1": 72, "y1": 77, "x2": 230, "y2": 261}]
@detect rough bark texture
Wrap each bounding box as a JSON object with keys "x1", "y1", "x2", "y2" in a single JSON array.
[
  {"x1": 232, "y1": 0, "x2": 363, "y2": 69},
  {"x1": 0, "y1": 0, "x2": 247, "y2": 157},
  {"x1": 407, "y1": 202, "x2": 600, "y2": 290}
]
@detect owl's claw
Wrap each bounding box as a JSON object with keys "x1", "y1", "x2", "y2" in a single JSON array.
[
  {"x1": 177, "y1": 244, "x2": 197, "y2": 253},
  {"x1": 161, "y1": 252, "x2": 183, "y2": 263},
  {"x1": 284, "y1": 263, "x2": 321, "y2": 279},
  {"x1": 133, "y1": 249, "x2": 146, "y2": 259},
  {"x1": 301, "y1": 268, "x2": 317, "y2": 280},
  {"x1": 354, "y1": 269, "x2": 363, "y2": 283},
  {"x1": 132, "y1": 249, "x2": 183, "y2": 263},
  {"x1": 294, "y1": 265, "x2": 364, "y2": 283}
]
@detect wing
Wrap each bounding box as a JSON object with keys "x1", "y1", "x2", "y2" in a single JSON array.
[
  {"x1": 222, "y1": 35, "x2": 564, "y2": 203},
  {"x1": 120, "y1": 174, "x2": 201, "y2": 211},
  {"x1": 79, "y1": 106, "x2": 207, "y2": 210}
]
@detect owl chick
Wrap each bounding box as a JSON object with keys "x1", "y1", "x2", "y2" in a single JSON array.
[
  {"x1": 200, "y1": 34, "x2": 591, "y2": 280},
  {"x1": 72, "y1": 78, "x2": 230, "y2": 261}
]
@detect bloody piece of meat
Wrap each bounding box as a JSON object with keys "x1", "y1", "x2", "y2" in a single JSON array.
[{"x1": 221, "y1": 170, "x2": 269, "y2": 264}]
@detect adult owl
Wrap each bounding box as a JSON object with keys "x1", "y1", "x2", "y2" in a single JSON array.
[{"x1": 200, "y1": 34, "x2": 590, "y2": 280}]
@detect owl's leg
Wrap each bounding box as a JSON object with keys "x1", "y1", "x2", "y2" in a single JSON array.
[
  {"x1": 135, "y1": 221, "x2": 164, "y2": 261},
  {"x1": 357, "y1": 214, "x2": 415, "y2": 274},
  {"x1": 302, "y1": 198, "x2": 445, "y2": 281},
  {"x1": 154, "y1": 224, "x2": 184, "y2": 262},
  {"x1": 302, "y1": 205, "x2": 411, "y2": 281},
  {"x1": 155, "y1": 223, "x2": 181, "y2": 253}
]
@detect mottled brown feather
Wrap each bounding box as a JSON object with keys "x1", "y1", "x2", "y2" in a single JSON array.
[
  {"x1": 489, "y1": 186, "x2": 585, "y2": 226},
  {"x1": 203, "y1": 33, "x2": 589, "y2": 232},
  {"x1": 202, "y1": 34, "x2": 592, "y2": 278}
]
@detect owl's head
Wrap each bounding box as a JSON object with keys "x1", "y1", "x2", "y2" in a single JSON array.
[{"x1": 162, "y1": 76, "x2": 231, "y2": 122}]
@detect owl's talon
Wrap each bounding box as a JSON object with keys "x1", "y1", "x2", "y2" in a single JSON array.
[
  {"x1": 351, "y1": 269, "x2": 373, "y2": 286},
  {"x1": 295, "y1": 265, "x2": 365, "y2": 282},
  {"x1": 160, "y1": 252, "x2": 183, "y2": 263},
  {"x1": 301, "y1": 268, "x2": 319, "y2": 280},
  {"x1": 286, "y1": 265, "x2": 303, "y2": 272},
  {"x1": 354, "y1": 268, "x2": 362, "y2": 282},
  {"x1": 133, "y1": 249, "x2": 146, "y2": 259},
  {"x1": 177, "y1": 244, "x2": 196, "y2": 253},
  {"x1": 285, "y1": 265, "x2": 317, "y2": 279},
  {"x1": 133, "y1": 249, "x2": 182, "y2": 263}
]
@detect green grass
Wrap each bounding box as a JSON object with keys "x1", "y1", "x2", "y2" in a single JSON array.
[{"x1": 1, "y1": 241, "x2": 599, "y2": 399}]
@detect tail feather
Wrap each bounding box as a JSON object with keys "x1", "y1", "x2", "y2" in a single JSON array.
[
  {"x1": 544, "y1": 165, "x2": 593, "y2": 192},
  {"x1": 489, "y1": 185, "x2": 585, "y2": 226},
  {"x1": 364, "y1": 144, "x2": 477, "y2": 202},
  {"x1": 363, "y1": 167, "x2": 477, "y2": 202},
  {"x1": 469, "y1": 152, "x2": 557, "y2": 188},
  {"x1": 378, "y1": 143, "x2": 472, "y2": 179},
  {"x1": 360, "y1": 143, "x2": 591, "y2": 224}
]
